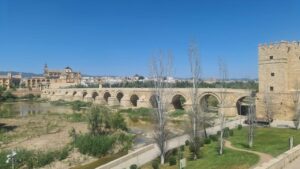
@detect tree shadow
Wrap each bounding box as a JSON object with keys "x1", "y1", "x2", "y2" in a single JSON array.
[
  {"x1": 237, "y1": 142, "x2": 250, "y2": 149},
  {"x1": 0, "y1": 123, "x2": 18, "y2": 132}
]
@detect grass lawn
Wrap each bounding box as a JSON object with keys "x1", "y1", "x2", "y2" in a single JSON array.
[
  {"x1": 141, "y1": 142, "x2": 259, "y2": 169},
  {"x1": 229, "y1": 127, "x2": 300, "y2": 157}
]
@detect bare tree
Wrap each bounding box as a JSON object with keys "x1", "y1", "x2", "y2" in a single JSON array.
[
  {"x1": 263, "y1": 88, "x2": 273, "y2": 127},
  {"x1": 218, "y1": 58, "x2": 228, "y2": 155},
  {"x1": 150, "y1": 51, "x2": 173, "y2": 164},
  {"x1": 293, "y1": 81, "x2": 300, "y2": 129},
  {"x1": 248, "y1": 102, "x2": 256, "y2": 148},
  {"x1": 188, "y1": 40, "x2": 202, "y2": 160}
]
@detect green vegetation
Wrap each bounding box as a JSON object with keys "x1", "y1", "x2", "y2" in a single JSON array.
[
  {"x1": 71, "y1": 151, "x2": 127, "y2": 169},
  {"x1": 50, "y1": 100, "x2": 92, "y2": 111},
  {"x1": 187, "y1": 143, "x2": 258, "y2": 169},
  {"x1": 142, "y1": 142, "x2": 258, "y2": 169},
  {"x1": 0, "y1": 87, "x2": 17, "y2": 102},
  {"x1": 73, "y1": 106, "x2": 133, "y2": 157},
  {"x1": 71, "y1": 101, "x2": 92, "y2": 111},
  {"x1": 0, "y1": 146, "x2": 71, "y2": 169},
  {"x1": 119, "y1": 108, "x2": 153, "y2": 122},
  {"x1": 66, "y1": 112, "x2": 87, "y2": 122},
  {"x1": 74, "y1": 134, "x2": 115, "y2": 156},
  {"x1": 229, "y1": 127, "x2": 300, "y2": 156},
  {"x1": 18, "y1": 94, "x2": 40, "y2": 100},
  {"x1": 169, "y1": 109, "x2": 185, "y2": 117}
]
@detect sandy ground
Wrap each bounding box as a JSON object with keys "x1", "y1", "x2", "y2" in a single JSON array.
[{"x1": 0, "y1": 115, "x2": 88, "y2": 151}]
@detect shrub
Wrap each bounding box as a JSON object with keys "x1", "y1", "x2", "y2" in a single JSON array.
[
  {"x1": 223, "y1": 127, "x2": 230, "y2": 138},
  {"x1": 189, "y1": 137, "x2": 202, "y2": 159},
  {"x1": 151, "y1": 160, "x2": 159, "y2": 169},
  {"x1": 204, "y1": 138, "x2": 211, "y2": 144},
  {"x1": 238, "y1": 124, "x2": 243, "y2": 130},
  {"x1": 180, "y1": 145, "x2": 185, "y2": 151},
  {"x1": 67, "y1": 113, "x2": 86, "y2": 122},
  {"x1": 111, "y1": 113, "x2": 128, "y2": 131},
  {"x1": 229, "y1": 130, "x2": 234, "y2": 136},
  {"x1": 74, "y1": 134, "x2": 115, "y2": 156},
  {"x1": 209, "y1": 134, "x2": 218, "y2": 142},
  {"x1": 185, "y1": 140, "x2": 190, "y2": 146},
  {"x1": 130, "y1": 164, "x2": 138, "y2": 169},
  {"x1": 170, "y1": 109, "x2": 185, "y2": 117},
  {"x1": 71, "y1": 100, "x2": 92, "y2": 111},
  {"x1": 172, "y1": 148, "x2": 178, "y2": 156},
  {"x1": 169, "y1": 156, "x2": 177, "y2": 166}
]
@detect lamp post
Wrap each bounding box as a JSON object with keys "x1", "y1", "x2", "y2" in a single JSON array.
[{"x1": 6, "y1": 150, "x2": 16, "y2": 169}]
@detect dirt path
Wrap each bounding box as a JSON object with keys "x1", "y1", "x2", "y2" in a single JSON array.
[{"x1": 224, "y1": 140, "x2": 273, "y2": 168}]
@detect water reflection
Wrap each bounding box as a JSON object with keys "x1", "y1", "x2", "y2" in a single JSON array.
[{"x1": 0, "y1": 101, "x2": 73, "y2": 118}]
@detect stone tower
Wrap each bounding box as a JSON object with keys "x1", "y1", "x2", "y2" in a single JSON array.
[
  {"x1": 256, "y1": 41, "x2": 300, "y2": 120},
  {"x1": 44, "y1": 64, "x2": 49, "y2": 77}
]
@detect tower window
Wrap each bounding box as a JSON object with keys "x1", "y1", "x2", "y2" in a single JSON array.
[
  {"x1": 270, "y1": 56, "x2": 273, "y2": 60},
  {"x1": 271, "y1": 72, "x2": 275, "y2": 76},
  {"x1": 270, "y1": 86, "x2": 274, "y2": 91}
]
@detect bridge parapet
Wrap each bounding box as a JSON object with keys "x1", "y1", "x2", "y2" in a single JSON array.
[{"x1": 42, "y1": 88, "x2": 252, "y2": 116}]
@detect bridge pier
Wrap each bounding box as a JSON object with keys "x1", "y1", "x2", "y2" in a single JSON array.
[
  {"x1": 64, "y1": 94, "x2": 73, "y2": 101},
  {"x1": 73, "y1": 92, "x2": 83, "y2": 101},
  {"x1": 120, "y1": 96, "x2": 132, "y2": 107},
  {"x1": 83, "y1": 93, "x2": 93, "y2": 102},
  {"x1": 219, "y1": 106, "x2": 238, "y2": 117},
  {"x1": 94, "y1": 97, "x2": 107, "y2": 104},
  {"x1": 137, "y1": 99, "x2": 152, "y2": 108},
  {"x1": 108, "y1": 97, "x2": 120, "y2": 106}
]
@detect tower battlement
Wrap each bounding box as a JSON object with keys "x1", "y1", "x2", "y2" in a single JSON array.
[{"x1": 259, "y1": 41, "x2": 300, "y2": 51}]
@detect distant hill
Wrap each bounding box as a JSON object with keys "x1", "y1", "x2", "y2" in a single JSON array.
[{"x1": 0, "y1": 71, "x2": 43, "y2": 78}]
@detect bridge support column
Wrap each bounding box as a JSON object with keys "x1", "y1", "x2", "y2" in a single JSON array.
[
  {"x1": 73, "y1": 92, "x2": 83, "y2": 101},
  {"x1": 83, "y1": 94, "x2": 93, "y2": 102},
  {"x1": 64, "y1": 95, "x2": 73, "y2": 101},
  {"x1": 108, "y1": 97, "x2": 120, "y2": 106},
  {"x1": 137, "y1": 99, "x2": 151, "y2": 108},
  {"x1": 219, "y1": 106, "x2": 238, "y2": 117},
  {"x1": 94, "y1": 97, "x2": 107, "y2": 105},
  {"x1": 120, "y1": 96, "x2": 132, "y2": 107}
]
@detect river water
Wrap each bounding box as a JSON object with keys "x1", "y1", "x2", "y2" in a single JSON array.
[{"x1": 0, "y1": 101, "x2": 74, "y2": 118}]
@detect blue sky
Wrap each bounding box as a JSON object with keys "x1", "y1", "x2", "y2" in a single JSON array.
[{"x1": 1, "y1": 0, "x2": 300, "y2": 78}]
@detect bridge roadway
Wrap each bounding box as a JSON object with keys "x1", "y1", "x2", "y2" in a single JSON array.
[{"x1": 42, "y1": 87, "x2": 252, "y2": 116}]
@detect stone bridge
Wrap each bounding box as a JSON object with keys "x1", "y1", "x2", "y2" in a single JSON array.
[{"x1": 41, "y1": 88, "x2": 252, "y2": 116}]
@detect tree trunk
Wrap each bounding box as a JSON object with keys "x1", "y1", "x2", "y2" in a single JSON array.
[
  {"x1": 204, "y1": 125, "x2": 208, "y2": 138},
  {"x1": 160, "y1": 154, "x2": 164, "y2": 164},
  {"x1": 219, "y1": 130, "x2": 224, "y2": 155}
]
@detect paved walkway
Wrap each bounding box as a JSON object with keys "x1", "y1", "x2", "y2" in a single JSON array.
[
  {"x1": 224, "y1": 140, "x2": 273, "y2": 169},
  {"x1": 97, "y1": 119, "x2": 244, "y2": 169}
]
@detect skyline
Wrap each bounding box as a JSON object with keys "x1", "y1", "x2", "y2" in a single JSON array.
[{"x1": 1, "y1": 0, "x2": 300, "y2": 78}]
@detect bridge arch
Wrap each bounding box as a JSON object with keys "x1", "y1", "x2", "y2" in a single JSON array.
[
  {"x1": 82, "y1": 91, "x2": 88, "y2": 99},
  {"x1": 92, "y1": 91, "x2": 99, "y2": 100},
  {"x1": 149, "y1": 95, "x2": 159, "y2": 108},
  {"x1": 116, "y1": 92, "x2": 124, "y2": 103},
  {"x1": 199, "y1": 92, "x2": 220, "y2": 113},
  {"x1": 65, "y1": 91, "x2": 69, "y2": 95},
  {"x1": 171, "y1": 94, "x2": 187, "y2": 110},
  {"x1": 72, "y1": 91, "x2": 77, "y2": 96},
  {"x1": 130, "y1": 94, "x2": 139, "y2": 107},
  {"x1": 103, "y1": 91, "x2": 111, "y2": 103},
  {"x1": 236, "y1": 96, "x2": 252, "y2": 116}
]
